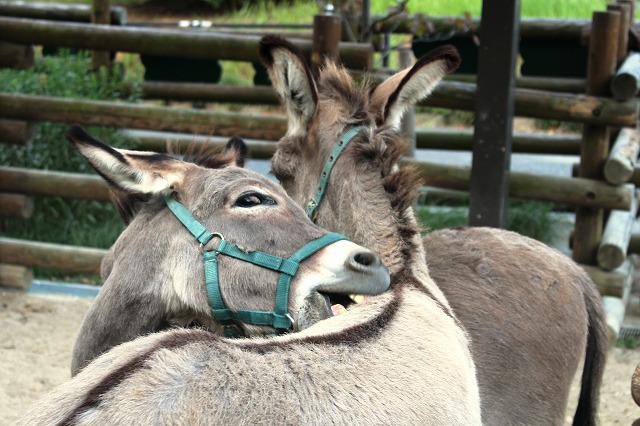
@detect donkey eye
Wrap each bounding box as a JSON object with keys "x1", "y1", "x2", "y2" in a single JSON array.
[{"x1": 234, "y1": 192, "x2": 276, "y2": 208}]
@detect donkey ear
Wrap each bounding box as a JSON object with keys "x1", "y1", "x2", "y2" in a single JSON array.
[
  {"x1": 370, "y1": 45, "x2": 460, "y2": 130},
  {"x1": 66, "y1": 125, "x2": 188, "y2": 194},
  {"x1": 259, "y1": 35, "x2": 317, "y2": 136},
  {"x1": 223, "y1": 136, "x2": 248, "y2": 167}
]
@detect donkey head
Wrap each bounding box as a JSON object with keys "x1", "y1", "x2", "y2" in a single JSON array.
[
  {"x1": 68, "y1": 125, "x2": 389, "y2": 374},
  {"x1": 259, "y1": 36, "x2": 460, "y2": 273}
]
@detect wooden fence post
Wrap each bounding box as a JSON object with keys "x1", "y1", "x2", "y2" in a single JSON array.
[
  {"x1": 573, "y1": 11, "x2": 620, "y2": 265},
  {"x1": 311, "y1": 6, "x2": 342, "y2": 77},
  {"x1": 91, "y1": 0, "x2": 111, "y2": 71}
]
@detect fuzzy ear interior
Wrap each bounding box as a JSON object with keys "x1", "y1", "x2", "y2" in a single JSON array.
[
  {"x1": 370, "y1": 45, "x2": 461, "y2": 130},
  {"x1": 259, "y1": 35, "x2": 318, "y2": 137},
  {"x1": 66, "y1": 125, "x2": 188, "y2": 195}
]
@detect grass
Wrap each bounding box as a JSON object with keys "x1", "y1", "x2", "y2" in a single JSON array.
[{"x1": 417, "y1": 201, "x2": 559, "y2": 243}]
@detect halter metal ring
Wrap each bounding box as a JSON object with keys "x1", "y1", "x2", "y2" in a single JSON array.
[{"x1": 199, "y1": 232, "x2": 225, "y2": 254}]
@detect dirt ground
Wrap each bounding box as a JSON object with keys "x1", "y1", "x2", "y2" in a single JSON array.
[{"x1": 1, "y1": 290, "x2": 639, "y2": 425}]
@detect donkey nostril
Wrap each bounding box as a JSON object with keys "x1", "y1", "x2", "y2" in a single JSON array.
[{"x1": 350, "y1": 251, "x2": 379, "y2": 269}]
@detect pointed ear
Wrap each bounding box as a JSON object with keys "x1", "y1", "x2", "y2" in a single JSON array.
[
  {"x1": 223, "y1": 136, "x2": 248, "y2": 167},
  {"x1": 370, "y1": 45, "x2": 460, "y2": 129},
  {"x1": 259, "y1": 35, "x2": 317, "y2": 137},
  {"x1": 65, "y1": 125, "x2": 188, "y2": 194}
]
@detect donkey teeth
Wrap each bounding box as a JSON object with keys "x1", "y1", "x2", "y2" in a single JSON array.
[{"x1": 331, "y1": 304, "x2": 348, "y2": 316}]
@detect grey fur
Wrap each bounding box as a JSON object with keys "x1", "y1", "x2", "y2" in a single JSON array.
[{"x1": 262, "y1": 36, "x2": 607, "y2": 426}]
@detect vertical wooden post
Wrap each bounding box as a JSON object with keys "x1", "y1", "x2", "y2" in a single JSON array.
[
  {"x1": 398, "y1": 48, "x2": 416, "y2": 156},
  {"x1": 360, "y1": 0, "x2": 371, "y2": 43},
  {"x1": 608, "y1": 3, "x2": 630, "y2": 65},
  {"x1": 468, "y1": 0, "x2": 521, "y2": 228},
  {"x1": 311, "y1": 6, "x2": 342, "y2": 77},
  {"x1": 573, "y1": 11, "x2": 620, "y2": 265},
  {"x1": 91, "y1": 0, "x2": 111, "y2": 71}
]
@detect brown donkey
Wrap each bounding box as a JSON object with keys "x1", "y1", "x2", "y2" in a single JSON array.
[
  {"x1": 19, "y1": 128, "x2": 481, "y2": 425},
  {"x1": 260, "y1": 35, "x2": 607, "y2": 426}
]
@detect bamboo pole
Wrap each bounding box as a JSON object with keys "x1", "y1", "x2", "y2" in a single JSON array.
[
  {"x1": 0, "y1": 1, "x2": 127, "y2": 25},
  {"x1": 405, "y1": 159, "x2": 634, "y2": 210},
  {"x1": 0, "y1": 119, "x2": 34, "y2": 145},
  {"x1": 0, "y1": 193, "x2": 34, "y2": 219},
  {"x1": 447, "y1": 74, "x2": 587, "y2": 93},
  {"x1": 416, "y1": 128, "x2": 581, "y2": 154},
  {"x1": 0, "y1": 93, "x2": 288, "y2": 140},
  {"x1": 0, "y1": 17, "x2": 372, "y2": 70},
  {"x1": 0, "y1": 264, "x2": 33, "y2": 290},
  {"x1": 423, "y1": 81, "x2": 638, "y2": 127},
  {"x1": 597, "y1": 190, "x2": 640, "y2": 270},
  {"x1": 611, "y1": 52, "x2": 640, "y2": 102},
  {"x1": 0, "y1": 167, "x2": 110, "y2": 200},
  {"x1": 604, "y1": 128, "x2": 640, "y2": 185},
  {"x1": 574, "y1": 11, "x2": 620, "y2": 265},
  {"x1": 0, "y1": 237, "x2": 106, "y2": 274},
  {"x1": 0, "y1": 41, "x2": 34, "y2": 70}
]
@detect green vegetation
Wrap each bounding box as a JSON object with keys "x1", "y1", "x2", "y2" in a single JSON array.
[
  {"x1": 417, "y1": 201, "x2": 559, "y2": 243},
  {"x1": 0, "y1": 51, "x2": 141, "y2": 280}
]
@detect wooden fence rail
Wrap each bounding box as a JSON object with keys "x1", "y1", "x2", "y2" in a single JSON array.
[
  {"x1": 116, "y1": 80, "x2": 639, "y2": 127},
  {"x1": 0, "y1": 16, "x2": 372, "y2": 69},
  {"x1": 0, "y1": 237, "x2": 106, "y2": 274}
]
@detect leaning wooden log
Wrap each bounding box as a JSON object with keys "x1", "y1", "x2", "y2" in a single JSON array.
[
  {"x1": 581, "y1": 260, "x2": 633, "y2": 299},
  {"x1": 0, "y1": 237, "x2": 106, "y2": 274},
  {"x1": 447, "y1": 74, "x2": 587, "y2": 93},
  {"x1": 0, "y1": 119, "x2": 34, "y2": 145},
  {"x1": 604, "y1": 128, "x2": 640, "y2": 185},
  {"x1": 0, "y1": 1, "x2": 127, "y2": 25},
  {"x1": 124, "y1": 130, "x2": 277, "y2": 160},
  {"x1": 0, "y1": 193, "x2": 34, "y2": 219},
  {"x1": 603, "y1": 295, "x2": 626, "y2": 345},
  {"x1": 0, "y1": 41, "x2": 34, "y2": 70},
  {"x1": 0, "y1": 93, "x2": 289, "y2": 141},
  {"x1": 597, "y1": 190, "x2": 640, "y2": 270},
  {"x1": 611, "y1": 52, "x2": 640, "y2": 101},
  {"x1": 415, "y1": 127, "x2": 581, "y2": 154},
  {"x1": 123, "y1": 82, "x2": 281, "y2": 105},
  {"x1": 406, "y1": 159, "x2": 634, "y2": 210},
  {"x1": 0, "y1": 167, "x2": 110, "y2": 201},
  {"x1": 423, "y1": 81, "x2": 638, "y2": 127},
  {"x1": 0, "y1": 264, "x2": 33, "y2": 290},
  {"x1": 0, "y1": 17, "x2": 372, "y2": 70}
]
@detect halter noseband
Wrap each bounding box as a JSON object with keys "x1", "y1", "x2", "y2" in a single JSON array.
[
  {"x1": 306, "y1": 125, "x2": 367, "y2": 222},
  {"x1": 163, "y1": 193, "x2": 348, "y2": 337}
]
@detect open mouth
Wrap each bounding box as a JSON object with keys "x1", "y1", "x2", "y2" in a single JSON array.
[{"x1": 321, "y1": 292, "x2": 358, "y2": 316}]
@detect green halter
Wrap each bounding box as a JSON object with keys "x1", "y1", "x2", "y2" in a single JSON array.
[
  {"x1": 163, "y1": 194, "x2": 348, "y2": 337},
  {"x1": 306, "y1": 125, "x2": 367, "y2": 222}
]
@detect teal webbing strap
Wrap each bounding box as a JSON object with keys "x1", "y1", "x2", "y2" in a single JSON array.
[
  {"x1": 306, "y1": 126, "x2": 366, "y2": 222},
  {"x1": 273, "y1": 233, "x2": 347, "y2": 319},
  {"x1": 164, "y1": 194, "x2": 213, "y2": 245},
  {"x1": 164, "y1": 193, "x2": 351, "y2": 335},
  {"x1": 215, "y1": 240, "x2": 299, "y2": 275}
]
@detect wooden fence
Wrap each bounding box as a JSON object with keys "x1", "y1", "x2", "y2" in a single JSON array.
[{"x1": 1, "y1": 3, "x2": 639, "y2": 336}]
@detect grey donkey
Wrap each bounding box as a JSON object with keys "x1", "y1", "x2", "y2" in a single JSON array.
[
  {"x1": 18, "y1": 127, "x2": 481, "y2": 425},
  {"x1": 260, "y1": 35, "x2": 607, "y2": 426},
  {"x1": 68, "y1": 125, "x2": 389, "y2": 374}
]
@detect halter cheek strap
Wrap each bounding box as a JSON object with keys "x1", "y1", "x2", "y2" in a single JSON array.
[
  {"x1": 163, "y1": 194, "x2": 348, "y2": 337},
  {"x1": 306, "y1": 125, "x2": 367, "y2": 222}
]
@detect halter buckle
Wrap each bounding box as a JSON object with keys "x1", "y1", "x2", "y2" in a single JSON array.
[{"x1": 199, "y1": 232, "x2": 225, "y2": 254}]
